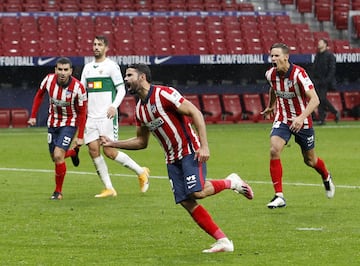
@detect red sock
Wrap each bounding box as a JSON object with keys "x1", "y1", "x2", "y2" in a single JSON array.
[
  {"x1": 65, "y1": 149, "x2": 76, "y2": 158},
  {"x1": 191, "y1": 205, "x2": 226, "y2": 240},
  {"x1": 55, "y1": 162, "x2": 66, "y2": 193},
  {"x1": 209, "y1": 179, "x2": 231, "y2": 194},
  {"x1": 270, "y1": 159, "x2": 283, "y2": 193},
  {"x1": 314, "y1": 157, "x2": 329, "y2": 180}
]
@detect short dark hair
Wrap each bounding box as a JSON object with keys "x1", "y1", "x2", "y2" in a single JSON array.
[
  {"x1": 56, "y1": 57, "x2": 72, "y2": 68},
  {"x1": 270, "y1": 43, "x2": 290, "y2": 55},
  {"x1": 320, "y1": 38, "x2": 328, "y2": 46},
  {"x1": 95, "y1": 35, "x2": 109, "y2": 46},
  {"x1": 127, "y1": 64, "x2": 152, "y2": 83}
]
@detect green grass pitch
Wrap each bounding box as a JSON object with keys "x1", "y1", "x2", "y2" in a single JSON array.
[{"x1": 0, "y1": 122, "x2": 359, "y2": 265}]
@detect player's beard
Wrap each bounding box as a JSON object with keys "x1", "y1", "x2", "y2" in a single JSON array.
[
  {"x1": 127, "y1": 82, "x2": 140, "y2": 95},
  {"x1": 94, "y1": 50, "x2": 102, "y2": 59},
  {"x1": 57, "y1": 75, "x2": 68, "y2": 86}
]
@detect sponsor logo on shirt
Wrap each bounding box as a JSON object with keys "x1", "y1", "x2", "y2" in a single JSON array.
[
  {"x1": 275, "y1": 91, "x2": 296, "y2": 99},
  {"x1": 146, "y1": 117, "x2": 164, "y2": 131},
  {"x1": 50, "y1": 97, "x2": 70, "y2": 107},
  {"x1": 88, "y1": 81, "x2": 102, "y2": 89}
]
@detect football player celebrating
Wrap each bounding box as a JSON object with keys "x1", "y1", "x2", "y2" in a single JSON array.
[
  {"x1": 101, "y1": 63, "x2": 254, "y2": 253},
  {"x1": 261, "y1": 43, "x2": 335, "y2": 209}
]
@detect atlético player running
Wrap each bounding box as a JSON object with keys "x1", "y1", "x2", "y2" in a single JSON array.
[
  {"x1": 28, "y1": 57, "x2": 87, "y2": 200},
  {"x1": 261, "y1": 43, "x2": 335, "y2": 209},
  {"x1": 101, "y1": 64, "x2": 254, "y2": 253}
]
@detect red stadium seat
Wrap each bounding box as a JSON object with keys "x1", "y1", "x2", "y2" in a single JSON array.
[
  {"x1": 343, "y1": 91, "x2": 360, "y2": 119},
  {"x1": 10, "y1": 108, "x2": 29, "y2": 128},
  {"x1": 238, "y1": 3, "x2": 255, "y2": 11},
  {"x1": 119, "y1": 96, "x2": 137, "y2": 125},
  {"x1": 184, "y1": 94, "x2": 201, "y2": 110},
  {"x1": 315, "y1": 3, "x2": 332, "y2": 22},
  {"x1": 332, "y1": 39, "x2": 351, "y2": 53},
  {"x1": 326, "y1": 92, "x2": 343, "y2": 120},
  {"x1": 242, "y1": 94, "x2": 266, "y2": 122},
  {"x1": 296, "y1": 0, "x2": 312, "y2": 13},
  {"x1": 0, "y1": 109, "x2": 11, "y2": 128},
  {"x1": 200, "y1": 94, "x2": 223, "y2": 124},
  {"x1": 222, "y1": 94, "x2": 243, "y2": 123},
  {"x1": 333, "y1": 10, "x2": 349, "y2": 30},
  {"x1": 280, "y1": 0, "x2": 294, "y2": 4}
]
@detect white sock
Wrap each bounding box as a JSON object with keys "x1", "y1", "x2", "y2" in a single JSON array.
[
  {"x1": 114, "y1": 151, "x2": 143, "y2": 175},
  {"x1": 93, "y1": 155, "x2": 113, "y2": 189},
  {"x1": 275, "y1": 192, "x2": 284, "y2": 198}
]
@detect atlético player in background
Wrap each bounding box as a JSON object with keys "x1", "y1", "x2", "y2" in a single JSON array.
[
  {"x1": 28, "y1": 57, "x2": 87, "y2": 200},
  {"x1": 261, "y1": 43, "x2": 335, "y2": 209},
  {"x1": 100, "y1": 63, "x2": 254, "y2": 253}
]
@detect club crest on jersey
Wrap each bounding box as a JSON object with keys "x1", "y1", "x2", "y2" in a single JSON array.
[
  {"x1": 287, "y1": 80, "x2": 294, "y2": 88},
  {"x1": 66, "y1": 91, "x2": 72, "y2": 99},
  {"x1": 150, "y1": 104, "x2": 157, "y2": 114}
]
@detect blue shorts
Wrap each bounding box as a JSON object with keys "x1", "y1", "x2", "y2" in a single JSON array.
[
  {"x1": 48, "y1": 126, "x2": 77, "y2": 154},
  {"x1": 270, "y1": 121, "x2": 315, "y2": 151},
  {"x1": 167, "y1": 153, "x2": 207, "y2": 204}
]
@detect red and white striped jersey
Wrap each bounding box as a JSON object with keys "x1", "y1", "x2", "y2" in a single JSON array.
[
  {"x1": 135, "y1": 85, "x2": 200, "y2": 164},
  {"x1": 265, "y1": 63, "x2": 315, "y2": 128},
  {"x1": 31, "y1": 74, "x2": 87, "y2": 132}
]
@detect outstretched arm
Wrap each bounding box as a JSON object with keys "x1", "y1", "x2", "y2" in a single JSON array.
[
  {"x1": 101, "y1": 125, "x2": 150, "y2": 150},
  {"x1": 28, "y1": 89, "x2": 46, "y2": 126}
]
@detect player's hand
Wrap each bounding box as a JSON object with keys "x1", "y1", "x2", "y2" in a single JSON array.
[
  {"x1": 107, "y1": 106, "x2": 116, "y2": 119},
  {"x1": 260, "y1": 107, "x2": 274, "y2": 119},
  {"x1": 74, "y1": 138, "x2": 84, "y2": 147},
  {"x1": 100, "y1": 136, "x2": 112, "y2": 146},
  {"x1": 194, "y1": 146, "x2": 210, "y2": 163},
  {"x1": 289, "y1": 117, "x2": 304, "y2": 133},
  {"x1": 27, "y1": 118, "x2": 36, "y2": 126}
]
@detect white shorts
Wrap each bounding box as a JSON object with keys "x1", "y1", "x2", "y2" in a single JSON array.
[{"x1": 84, "y1": 117, "x2": 119, "y2": 144}]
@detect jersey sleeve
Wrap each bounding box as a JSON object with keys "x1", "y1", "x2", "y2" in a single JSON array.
[
  {"x1": 80, "y1": 64, "x2": 88, "y2": 87},
  {"x1": 110, "y1": 61, "x2": 124, "y2": 88},
  {"x1": 297, "y1": 69, "x2": 315, "y2": 92},
  {"x1": 75, "y1": 82, "x2": 88, "y2": 138},
  {"x1": 160, "y1": 87, "x2": 184, "y2": 108}
]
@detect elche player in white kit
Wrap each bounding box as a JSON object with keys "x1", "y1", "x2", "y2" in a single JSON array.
[{"x1": 81, "y1": 36, "x2": 149, "y2": 198}]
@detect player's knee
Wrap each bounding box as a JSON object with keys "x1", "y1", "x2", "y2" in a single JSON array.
[
  {"x1": 191, "y1": 191, "x2": 206, "y2": 200},
  {"x1": 270, "y1": 146, "x2": 281, "y2": 158},
  {"x1": 304, "y1": 157, "x2": 316, "y2": 167}
]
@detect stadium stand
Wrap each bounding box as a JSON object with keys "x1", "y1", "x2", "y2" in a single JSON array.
[
  {"x1": 0, "y1": 109, "x2": 11, "y2": 128},
  {"x1": 10, "y1": 108, "x2": 29, "y2": 128},
  {"x1": 200, "y1": 94, "x2": 223, "y2": 124},
  {"x1": 119, "y1": 96, "x2": 137, "y2": 125},
  {"x1": 1, "y1": 0, "x2": 360, "y2": 56},
  {"x1": 0, "y1": 0, "x2": 359, "y2": 125},
  {"x1": 326, "y1": 92, "x2": 344, "y2": 120},
  {"x1": 242, "y1": 93, "x2": 266, "y2": 122},
  {"x1": 343, "y1": 91, "x2": 360, "y2": 119},
  {"x1": 221, "y1": 94, "x2": 243, "y2": 123}
]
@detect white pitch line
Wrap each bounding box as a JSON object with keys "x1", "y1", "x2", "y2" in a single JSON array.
[
  {"x1": 296, "y1": 228, "x2": 323, "y2": 231},
  {"x1": 1, "y1": 167, "x2": 359, "y2": 189}
]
